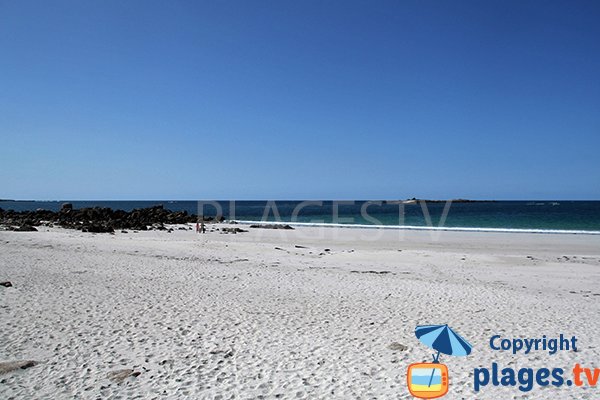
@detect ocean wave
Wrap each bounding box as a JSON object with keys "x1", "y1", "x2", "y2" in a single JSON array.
[{"x1": 232, "y1": 220, "x2": 600, "y2": 235}]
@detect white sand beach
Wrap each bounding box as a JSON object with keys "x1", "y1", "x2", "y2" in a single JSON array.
[{"x1": 1, "y1": 225, "x2": 600, "y2": 399}]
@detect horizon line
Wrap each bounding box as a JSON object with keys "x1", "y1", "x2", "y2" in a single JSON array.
[{"x1": 2, "y1": 198, "x2": 599, "y2": 202}]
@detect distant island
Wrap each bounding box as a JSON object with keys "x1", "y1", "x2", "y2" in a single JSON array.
[{"x1": 385, "y1": 198, "x2": 497, "y2": 205}]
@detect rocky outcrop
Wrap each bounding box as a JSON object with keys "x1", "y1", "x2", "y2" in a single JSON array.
[{"x1": 0, "y1": 205, "x2": 217, "y2": 233}]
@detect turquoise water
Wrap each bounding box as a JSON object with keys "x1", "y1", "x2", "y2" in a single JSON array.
[{"x1": 2, "y1": 200, "x2": 600, "y2": 233}]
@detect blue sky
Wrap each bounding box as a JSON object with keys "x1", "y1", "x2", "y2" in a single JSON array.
[{"x1": 1, "y1": 0, "x2": 599, "y2": 200}]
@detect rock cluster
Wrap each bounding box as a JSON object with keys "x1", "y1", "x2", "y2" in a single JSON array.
[{"x1": 0, "y1": 205, "x2": 215, "y2": 233}]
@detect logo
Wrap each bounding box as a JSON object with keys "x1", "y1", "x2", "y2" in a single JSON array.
[
  {"x1": 407, "y1": 362, "x2": 449, "y2": 399},
  {"x1": 407, "y1": 324, "x2": 473, "y2": 399},
  {"x1": 473, "y1": 334, "x2": 600, "y2": 393}
]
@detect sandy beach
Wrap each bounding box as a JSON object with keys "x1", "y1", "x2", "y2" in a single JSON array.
[
  {"x1": 3, "y1": 0, "x2": 599, "y2": 398},
  {"x1": 1, "y1": 225, "x2": 599, "y2": 399}
]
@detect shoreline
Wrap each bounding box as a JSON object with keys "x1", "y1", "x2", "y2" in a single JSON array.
[
  {"x1": 233, "y1": 220, "x2": 600, "y2": 235},
  {"x1": 2, "y1": 203, "x2": 600, "y2": 235}
]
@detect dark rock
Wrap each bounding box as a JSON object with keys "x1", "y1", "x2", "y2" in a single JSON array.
[
  {"x1": 0, "y1": 281, "x2": 13, "y2": 287},
  {"x1": 221, "y1": 227, "x2": 248, "y2": 234},
  {"x1": 60, "y1": 203, "x2": 73, "y2": 211},
  {"x1": 249, "y1": 224, "x2": 294, "y2": 230},
  {"x1": 0, "y1": 205, "x2": 200, "y2": 232}
]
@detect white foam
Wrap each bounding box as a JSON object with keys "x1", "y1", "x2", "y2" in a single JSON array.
[{"x1": 232, "y1": 220, "x2": 600, "y2": 235}]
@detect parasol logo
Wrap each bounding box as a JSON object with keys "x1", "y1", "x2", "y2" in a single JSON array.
[{"x1": 407, "y1": 324, "x2": 473, "y2": 399}]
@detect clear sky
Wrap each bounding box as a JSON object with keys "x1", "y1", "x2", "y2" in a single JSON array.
[{"x1": 1, "y1": 0, "x2": 599, "y2": 200}]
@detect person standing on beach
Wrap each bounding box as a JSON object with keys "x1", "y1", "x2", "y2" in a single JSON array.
[
  {"x1": 201, "y1": 221, "x2": 206, "y2": 234},
  {"x1": 195, "y1": 221, "x2": 200, "y2": 233}
]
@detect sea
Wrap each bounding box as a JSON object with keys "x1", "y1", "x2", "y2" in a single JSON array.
[{"x1": 1, "y1": 200, "x2": 600, "y2": 235}]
